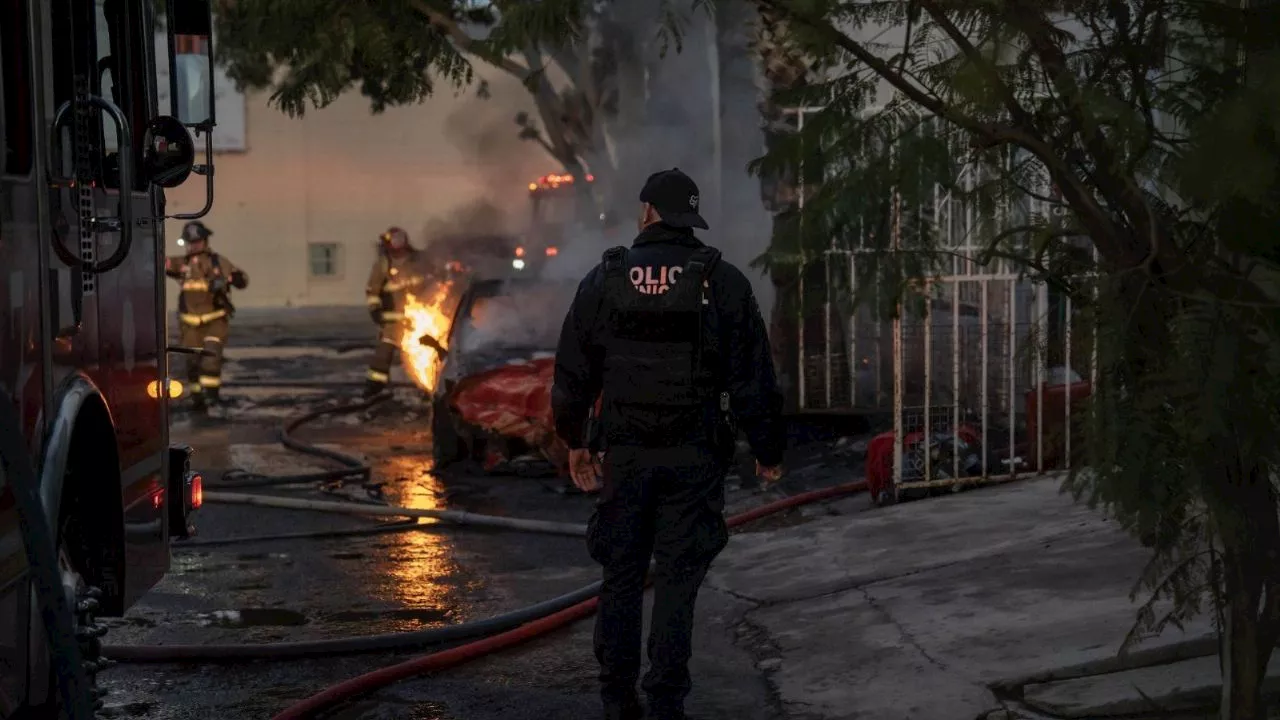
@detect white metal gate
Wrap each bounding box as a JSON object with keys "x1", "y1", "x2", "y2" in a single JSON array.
[{"x1": 784, "y1": 107, "x2": 1098, "y2": 495}]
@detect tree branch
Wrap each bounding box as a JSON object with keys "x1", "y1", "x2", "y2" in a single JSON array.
[
  {"x1": 1005, "y1": 0, "x2": 1167, "y2": 270},
  {"x1": 917, "y1": 0, "x2": 1037, "y2": 129},
  {"x1": 755, "y1": 0, "x2": 1126, "y2": 255},
  {"x1": 520, "y1": 128, "x2": 559, "y2": 159},
  {"x1": 755, "y1": 0, "x2": 1000, "y2": 142},
  {"x1": 409, "y1": 0, "x2": 532, "y2": 81},
  {"x1": 551, "y1": 43, "x2": 583, "y2": 88}
]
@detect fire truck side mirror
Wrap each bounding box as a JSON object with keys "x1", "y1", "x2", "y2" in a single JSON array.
[
  {"x1": 163, "y1": 0, "x2": 218, "y2": 220},
  {"x1": 164, "y1": 0, "x2": 216, "y2": 129},
  {"x1": 144, "y1": 116, "x2": 197, "y2": 189}
]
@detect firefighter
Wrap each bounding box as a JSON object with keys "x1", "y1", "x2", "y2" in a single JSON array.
[
  {"x1": 364, "y1": 226, "x2": 424, "y2": 398},
  {"x1": 164, "y1": 221, "x2": 249, "y2": 417},
  {"x1": 552, "y1": 168, "x2": 787, "y2": 720}
]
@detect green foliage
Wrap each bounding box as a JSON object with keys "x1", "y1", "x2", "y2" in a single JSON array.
[
  {"x1": 747, "y1": 0, "x2": 1280, "y2": 664},
  {"x1": 214, "y1": 0, "x2": 587, "y2": 116}
]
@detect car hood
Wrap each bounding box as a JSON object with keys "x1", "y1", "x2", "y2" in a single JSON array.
[
  {"x1": 439, "y1": 346, "x2": 557, "y2": 390},
  {"x1": 443, "y1": 354, "x2": 569, "y2": 473}
]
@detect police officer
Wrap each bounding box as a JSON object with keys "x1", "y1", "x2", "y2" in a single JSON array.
[
  {"x1": 164, "y1": 221, "x2": 249, "y2": 417},
  {"x1": 552, "y1": 168, "x2": 786, "y2": 720},
  {"x1": 364, "y1": 226, "x2": 424, "y2": 397}
]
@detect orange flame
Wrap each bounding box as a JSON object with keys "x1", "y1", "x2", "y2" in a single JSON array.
[{"x1": 398, "y1": 282, "x2": 453, "y2": 392}]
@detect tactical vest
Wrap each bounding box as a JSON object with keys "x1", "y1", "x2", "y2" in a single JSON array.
[{"x1": 599, "y1": 245, "x2": 721, "y2": 408}]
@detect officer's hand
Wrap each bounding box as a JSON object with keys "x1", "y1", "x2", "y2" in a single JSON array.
[
  {"x1": 569, "y1": 448, "x2": 602, "y2": 492},
  {"x1": 756, "y1": 461, "x2": 783, "y2": 484}
]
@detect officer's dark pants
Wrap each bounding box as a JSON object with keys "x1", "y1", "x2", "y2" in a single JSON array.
[{"x1": 588, "y1": 444, "x2": 729, "y2": 714}]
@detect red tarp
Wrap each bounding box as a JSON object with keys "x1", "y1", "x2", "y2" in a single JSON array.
[
  {"x1": 864, "y1": 424, "x2": 982, "y2": 502},
  {"x1": 448, "y1": 356, "x2": 569, "y2": 472}
]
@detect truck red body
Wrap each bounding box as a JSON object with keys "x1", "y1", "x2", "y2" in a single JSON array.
[{"x1": 1, "y1": 0, "x2": 210, "y2": 712}]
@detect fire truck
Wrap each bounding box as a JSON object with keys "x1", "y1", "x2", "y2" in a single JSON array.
[
  {"x1": 0, "y1": 0, "x2": 212, "y2": 715},
  {"x1": 513, "y1": 172, "x2": 597, "y2": 273}
]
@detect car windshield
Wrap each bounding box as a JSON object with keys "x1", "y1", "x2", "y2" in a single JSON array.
[{"x1": 452, "y1": 281, "x2": 576, "y2": 356}]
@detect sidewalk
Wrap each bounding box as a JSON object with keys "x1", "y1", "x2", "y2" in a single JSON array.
[{"x1": 700, "y1": 474, "x2": 1217, "y2": 720}]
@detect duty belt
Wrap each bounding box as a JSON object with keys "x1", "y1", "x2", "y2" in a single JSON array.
[{"x1": 179, "y1": 309, "x2": 227, "y2": 326}]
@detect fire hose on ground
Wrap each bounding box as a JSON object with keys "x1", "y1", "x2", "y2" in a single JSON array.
[
  {"x1": 113, "y1": 387, "x2": 874, "y2": 717},
  {"x1": 104, "y1": 478, "x2": 871, "y2": 713},
  {"x1": 201, "y1": 491, "x2": 587, "y2": 536},
  {"x1": 214, "y1": 394, "x2": 392, "y2": 488},
  {"x1": 267, "y1": 481, "x2": 870, "y2": 720}
]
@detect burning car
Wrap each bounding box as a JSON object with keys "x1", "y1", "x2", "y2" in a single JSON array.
[{"x1": 429, "y1": 276, "x2": 579, "y2": 472}]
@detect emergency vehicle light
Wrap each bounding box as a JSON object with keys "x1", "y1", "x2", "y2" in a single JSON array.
[
  {"x1": 532, "y1": 173, "x2": 595, "y2": 189},
  {"x1": 514, "y1": 246, "x2": 525, "y2": 257},
  {"x1": 545, "y1": 246, "x2": 558, "y2": 257}
]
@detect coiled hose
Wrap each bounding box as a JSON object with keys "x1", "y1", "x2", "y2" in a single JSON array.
[
  {"x1": 0, "y1": 395, "x2": 96, "y2": 719},
  {"x1": 214, "y1": 393, "x2": 393, "y2": 488}
]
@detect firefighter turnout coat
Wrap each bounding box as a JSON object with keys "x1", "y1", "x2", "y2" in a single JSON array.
[
  {"x1": 365, "y1": 249, "x2": 425, "y2": 385},
  {"x1": 165, "y1": 250, "x2": 248, "y2": 396}
]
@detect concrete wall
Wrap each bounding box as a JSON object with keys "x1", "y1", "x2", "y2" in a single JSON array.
[{"x1": 162, "y1": 67, "x2": 550, "y2": 310}]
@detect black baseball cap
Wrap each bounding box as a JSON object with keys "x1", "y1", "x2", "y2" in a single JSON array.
[{"x1": 639, "y1": 168, "x2": 709, "y2": 230}]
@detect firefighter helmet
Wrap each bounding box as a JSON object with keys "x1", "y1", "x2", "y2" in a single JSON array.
[
  {"x1": 380, "y1": 226, "x2": 410, "y2": 251},
  {"x1": 179, "y1": 221, "x2": 212, "y2": 246}
]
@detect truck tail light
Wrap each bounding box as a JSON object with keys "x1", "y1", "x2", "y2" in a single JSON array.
[
  {"x1": 190, "y1": 473, "x2": 204, "y2": 510},
  {"x1": 545, "y1": 246, "x2": 558, "y2": 257}
]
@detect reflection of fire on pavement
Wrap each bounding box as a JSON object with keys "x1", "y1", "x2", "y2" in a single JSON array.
[{"x1": 399, "y1": 282, "x2": 453, "y2": 392}]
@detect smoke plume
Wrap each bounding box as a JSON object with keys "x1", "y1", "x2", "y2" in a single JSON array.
[
  {"x1": 451, "y1": 280, "x2": 578, "y2": 356},
  {"x1": 433, "y1": 0, "x2": 776, "y2": 362}
]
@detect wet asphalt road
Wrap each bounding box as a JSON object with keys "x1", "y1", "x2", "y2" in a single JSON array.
[{"x1": 102, "y1": 318, "x2": 867, "y2": 720}]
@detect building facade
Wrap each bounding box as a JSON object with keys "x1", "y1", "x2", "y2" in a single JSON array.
[{"x1": 162, "y1": 68, "x2": 551, "y2": 310}]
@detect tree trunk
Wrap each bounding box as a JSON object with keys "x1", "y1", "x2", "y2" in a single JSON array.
[
  {"x1": 1217, "y1": 464, "x2": 1280, "y2": 720},
  {"x1": 1221, "y1": 560, "x2": 1266, "y2": 720},
  {"x1": 770, "y1": 215, "x2": 800, "y2": 413},
  {"x1": 714, "y1": 0, "x2": 776, "y2": 317},
  {"x1": 596, "y1": 0, "x2": 657, "y2": 219}
]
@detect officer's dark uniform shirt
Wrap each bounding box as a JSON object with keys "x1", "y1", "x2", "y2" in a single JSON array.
[{"x1": 552, "y1": 223, "x2": 786, "y2": 466}]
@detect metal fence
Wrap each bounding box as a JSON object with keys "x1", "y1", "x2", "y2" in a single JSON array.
[{"x1": 783, "y1": 107, "x2": 1099, "y2": 495}]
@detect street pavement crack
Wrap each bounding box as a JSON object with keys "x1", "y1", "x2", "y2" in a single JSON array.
[
  {"x1": 715, "y1": 557, "x2": 972, "y2": 610},
  {"x1": 706, "y1": 586, "x2": 789, "y2": 720},
  {"x1": 703, "y1": 581, "x2": 764, "y2": 607},
  {"x1": 856, "y1": 585, "x2": 951, "y2": 672}
]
